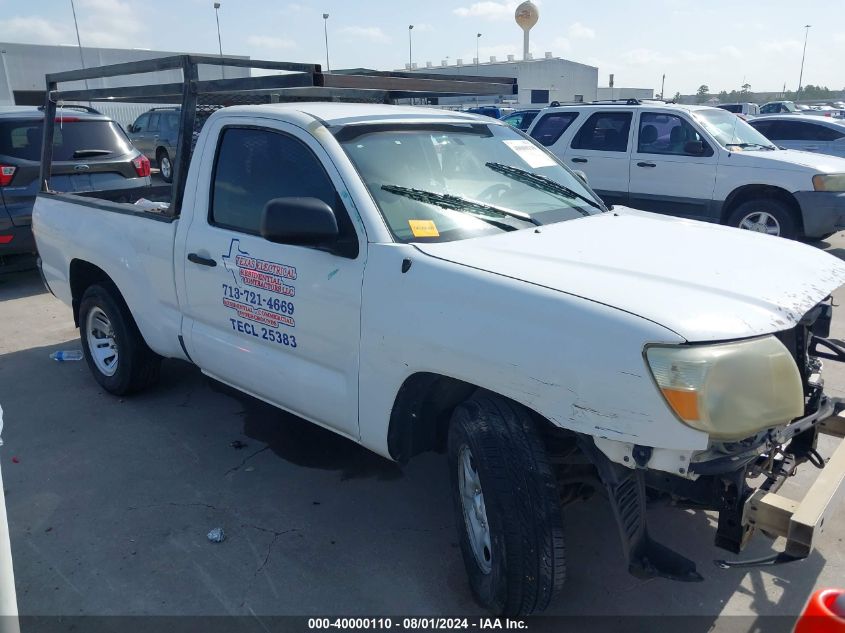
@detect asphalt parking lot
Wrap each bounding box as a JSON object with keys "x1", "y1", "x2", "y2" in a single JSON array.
[{"x1": 0, "y1": 233, "x2": 844, "y2": 626}]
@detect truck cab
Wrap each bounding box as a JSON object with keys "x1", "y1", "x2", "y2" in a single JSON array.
[{"x1": 31, "y1": 56, "x2": 845, "y2": 618}]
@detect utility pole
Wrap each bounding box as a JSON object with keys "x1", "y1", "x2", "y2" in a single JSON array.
[
  {"x1": 797, "y1": 24, "x2": 811, "y2": 102},
  {"x1": 213, "y1": 2, "x2": 224, "y2": 79},
  {"x1": 660, "y1": 73, "x2": 665, "y2": 100},
  {"x1": 323, "y1": 14, "x2": 330, "y2": 73}
]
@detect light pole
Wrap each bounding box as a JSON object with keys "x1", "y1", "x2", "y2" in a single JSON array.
[
  {"x1": 69, "y1": 0, "x2": 89, "y2": 91},
  {"x1": 476, "y1": 33, "x2": 481, "y2": 67},
  {"x1": 660, "y1": 73, "x2": 666, "y2": 100},
  {"x1": 213, "y1": 2, "x2": 224, "y2": 79},
  {"x1": 796, "y1": 24, "x2": 811, "y2": 102},
  {"x1": 323, "y1": 14, "x2": 330, "y2": 73},
  {"x1": 476, "y1": 33, "x2": 482, "y2": 104},
  {"x1": 408, "y1": 25, "x2": 414, "y2": 70}
]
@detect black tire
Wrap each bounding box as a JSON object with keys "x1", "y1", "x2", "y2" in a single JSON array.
[
  {"x1": 78, "y1": 284, "x2": 161, "y2": 395},
  {"x1": 157, "y1": 149, "x2": 173, "y2": 183},
  {"x1": 447, "y1": 392, "x2": 565, "y2": 616},
  {"x1": 726, "y1": 198, "x2": 798, "y2": 239}
]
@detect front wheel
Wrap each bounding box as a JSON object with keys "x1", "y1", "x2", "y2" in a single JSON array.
[
  {"x1": 726, "y1": 198, "x2": 797, "y2": 239},
  {"x1": 447, "y1": 392, "x2": 566, "y2": 616},
  {"x1": 79, "y1": 284, "x2": 161, "y2": 395}
]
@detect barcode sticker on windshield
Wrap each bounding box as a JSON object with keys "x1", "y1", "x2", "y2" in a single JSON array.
[
  {"x1": 503, "y1": 139, "x2": 557, "y2": 169},
  {"x1": 409, "y1": 219, "x2": 440, "y2": 237}
]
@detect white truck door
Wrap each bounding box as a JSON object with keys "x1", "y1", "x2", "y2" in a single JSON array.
[
  {"x1": 560, "y1": 110, "x2": 633, "y2": 207},
  {"x1": 180, "y1": 119, "x2": 366, "y2": 439},
  {"x1": 628, "y1": 111, "x2": 719, "y2": 221}
]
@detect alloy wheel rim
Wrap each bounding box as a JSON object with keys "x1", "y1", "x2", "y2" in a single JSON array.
[
  {"x1": 161, "y1": 156, "x2": 172, "y2": 180},
  {"x1": 86, "y1": 307, "x2": 119, "y2": 376},
  {"x1": 739, "y1": 211, "x2": 780, "y2": 236},
  {"x1": 458, "y1": 445, "x2": 492, "y2": 574}
]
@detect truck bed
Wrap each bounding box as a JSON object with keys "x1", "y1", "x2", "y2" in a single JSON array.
[{"x1": 33, "y1": 192, "x2": 185, "y2": 360}]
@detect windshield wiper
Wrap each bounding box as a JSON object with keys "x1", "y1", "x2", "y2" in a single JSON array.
[
  {"x1": 72, "y1": 149, "x2": 112, "y2": 158},
  {"x1": 380, "y1": 184, "x2": 542, "y2": 226},
  {"x1": 725, "y1": 142, "x2": 776, "y2": 151},
  {"x1": 485, "y1": 162, "x2": 603, "y2": 215}
]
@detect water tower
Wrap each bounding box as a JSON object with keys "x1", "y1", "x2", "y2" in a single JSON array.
[{"x1": 514, "y1": 1, "x2": 539, "y2": 61}]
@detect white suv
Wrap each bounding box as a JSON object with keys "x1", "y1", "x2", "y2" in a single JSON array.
[{"x1": 526, "y1": 100, "x2": 845, "y2": 239}]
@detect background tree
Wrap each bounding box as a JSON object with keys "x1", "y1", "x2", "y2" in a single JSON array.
[{"x1": 696, "y1": 84, "x2": 710, "y2": 103}]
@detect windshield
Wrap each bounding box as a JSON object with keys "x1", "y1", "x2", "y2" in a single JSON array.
[
  {"x1": 336, "y1": 122, "x2": 603, "y2": 243},
  {"x1": 693, "y1": 109, "x2": 777, "y2": 150}
]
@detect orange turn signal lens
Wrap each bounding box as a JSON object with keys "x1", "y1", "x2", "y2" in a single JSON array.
[{"x1": 660, "y1": 388, "x2": 700, "y2": 421}]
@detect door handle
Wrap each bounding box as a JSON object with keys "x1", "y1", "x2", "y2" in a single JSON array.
[
  {"x1": 805, "y1": 146, "x2": 819, "y2": 151},
  {"x1": 571, "y1": 157, "x2": 588, "y2": 163},
  {"x1": 637, "y1": 161, "x2": 656, "y2": 168},
  {"x1": 187, "y1": 253, "x2": 217, "y2": 267}
]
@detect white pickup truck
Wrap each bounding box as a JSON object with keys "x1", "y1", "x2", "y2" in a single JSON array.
[{"x1": 33, "y1": 58, "x2": 845, "y2": 616}]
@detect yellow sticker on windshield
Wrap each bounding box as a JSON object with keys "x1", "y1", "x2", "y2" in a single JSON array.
[{"x1": 409, "y1": 219, "x2": 440, "y2": 237}]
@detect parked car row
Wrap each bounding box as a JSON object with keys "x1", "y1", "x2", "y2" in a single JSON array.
[
  {"x1": 521, "y1": 100, "x2": 845, "y2": 239},
  {"x1": 0, "y1": 106, "x2": 151, "y2": 264}
]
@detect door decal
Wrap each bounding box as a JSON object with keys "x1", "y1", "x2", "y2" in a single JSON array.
[{"x1": 219, "y1": 238, "x2": 299, "y2": 346}]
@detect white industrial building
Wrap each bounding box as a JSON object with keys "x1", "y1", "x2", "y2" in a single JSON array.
[
  {"x1": 0, "y1": 42, "x2": 248, "y2": 125},
  {"x1": 410, "y1": 55, "x2": 599, "y2": 106}
]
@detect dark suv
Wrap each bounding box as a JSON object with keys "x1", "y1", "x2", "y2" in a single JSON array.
[
  {"x1": 127, "y1": 107, "x2": 180, "y2": 183},
  {"x1": 0, "y1": 106, "x2": 151, "y2": 265}
]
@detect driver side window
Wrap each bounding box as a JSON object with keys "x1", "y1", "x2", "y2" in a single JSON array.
[
  {"x1": 637, "y1": 112, "x2": 708, "y2": 155},
  {"x1": 133, "y1": 113, "x2": 149, "y2": 132}
]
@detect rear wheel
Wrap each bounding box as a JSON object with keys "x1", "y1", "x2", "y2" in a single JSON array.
[
  {"x1": 447, "y1": 392, "x2": 565, "y2": 616},
  {"x1": 157, "y1": 149, "x2": 173, "y2": 183},
  {"x1": 79, "y1": 284, "x2": 161, "y2": 395},
  {"x1": 727, "y1": 198, "x2": 797, "y2": 239}
]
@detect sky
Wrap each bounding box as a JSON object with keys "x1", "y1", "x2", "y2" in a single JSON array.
[{"x1": 1, "y1": 0, "x2": 843, "y2": 95}]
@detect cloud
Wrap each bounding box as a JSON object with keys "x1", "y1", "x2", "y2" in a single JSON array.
[
  {"x1": 453, "y1": 1, "x2": 518, "y2": 21},
  {"x1": 337, "y1": 26, "x2": 390, "y2": 43},
  {"x1": 567, "y1": 22, "x2": 595, "y2": 40},
  {"x1": 413, "y1": 23, "x2": 435, "y2": 32},
  {"x1": 75, "y1": 0, "x2": 145, "y2": 48},
  {"x1": 247, "y1": 35, "x2": 296, "y2": 50},
  {"x1": 0, "y1": 16, "x2": 71, "y2": 45},
  {"x1": 550, "y1": 36, "x2": 571, "y2": 53},
  {"x1": 759, "y1": 39, "x2": 802, "y2": 53},
  {"x1": 719, "y1": 45, "x2": 742, "y2": 59},
  {"x1": 620, "y1": 48, "x2": 674, "y2": 66},
  {"x1": 680, "y1": 50, "x2": 715, "y2": 63}
]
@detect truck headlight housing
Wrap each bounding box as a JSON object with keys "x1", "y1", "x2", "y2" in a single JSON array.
[
  {"x1": 645, "y1": 336, "x2": 804, "y2": 440},
  {"x1": 812, "y1": 174, "x2": 845, "y2": 192}
]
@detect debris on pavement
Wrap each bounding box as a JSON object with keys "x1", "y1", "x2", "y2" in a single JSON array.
[
  {"x1": 49, "y1": 350, "x2": 83, "y2": 362},
  {"x1": 230, "y1": 440, "x2": 248, "y2": 450},
  {"x1": 207, "y1": 527, "x2": 225, "y2": 543},
  {"x1": 10, "y1": 457, "x2": 18, "y2": 464}
]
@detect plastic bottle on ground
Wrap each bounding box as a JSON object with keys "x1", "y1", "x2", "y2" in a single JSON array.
[{"x1": 49, "y1": 351, "x2": 84, "y2": 362}]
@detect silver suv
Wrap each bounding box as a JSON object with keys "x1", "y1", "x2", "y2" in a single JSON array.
[{"x1": 127, "y1": 107, "x2": 180, "y2": 183}]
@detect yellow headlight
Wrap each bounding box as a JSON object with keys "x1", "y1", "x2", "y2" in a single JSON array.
[
  {"x1": 645, "y1": 336, "x2": 804, "y2": 440},
  {"x1": 813, "y1": 174, "x2": 845, "y2": 192}
]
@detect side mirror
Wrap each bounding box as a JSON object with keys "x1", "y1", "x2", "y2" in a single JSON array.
[
  {"x1": 260, "y1": 197, "x2": 339, "y2": 246},
  {"x1": 572, "y1": 169, "x2": 589, "y2": 185},
  {"x1": 684, "y1": 140, "x2": 706, "y2": 156}
]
